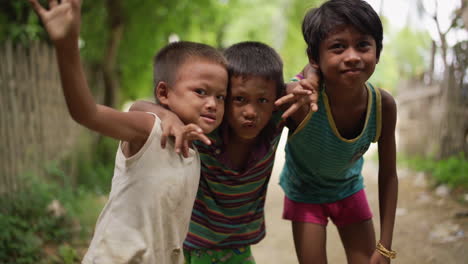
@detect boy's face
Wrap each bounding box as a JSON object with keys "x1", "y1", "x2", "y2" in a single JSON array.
[
  {"x1": 226, "y1": 76, "x2": 277, "y2": 142},
  {"x1": 317, "y1": 25, "x2": 378, "y2": 89},
  {"x1": 163, "y1": 59, "x2": 228, "y2": 133}
]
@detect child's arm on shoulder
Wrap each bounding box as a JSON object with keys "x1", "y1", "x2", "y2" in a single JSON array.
[
  {"x1": 30, "y1": 0, "x2": 153, "y2": 145},
  {"x1": 371, "y1": 89, "x2": 398, "y2": 264},
  {"x1": 129, "y1": 101, "x2": 211, "y2": 157}
]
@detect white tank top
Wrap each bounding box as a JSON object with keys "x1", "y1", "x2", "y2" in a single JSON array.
[{"x1": 82, "y1": 113, "x2": 200, "y2": 264}]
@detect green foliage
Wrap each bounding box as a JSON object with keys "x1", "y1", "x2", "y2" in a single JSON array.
[
  {"x1": 401, "y1": 153, "x2": 468, "y2": 189},
  {"x1": 57, "y1": 245, "x2": 80, "y2": 264},
  {"x1": 372, "y1": 23, "x2": 431, "y2": 92},
  {"x1": 390, "y1": 27, "x2": 431, "y2": 78},
  {"x1": 0, "y1": 173, "x2": 77, "y2": 263},
  {"x1": 280, "y1": 0, "x2": 323, "y2": 78},
  {"x1": 74, "y1": 137, "x2": 118, "y2": 195},
  {"x1": 0, "y1": 157, "x2": 107, "y2": 263},
  {"x1": 0, "y1": 0, "x2": 47, "y2": 44}
]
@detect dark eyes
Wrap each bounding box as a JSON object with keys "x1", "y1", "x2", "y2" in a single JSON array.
[
  {"x1": 195, "y1": 89, "x2": 207, "y2": 95},
  {"x1": 329, "y1": 41, "x2": 372, "y2": 51},
  {"x1": 233, "y1": 96, "x2": 269, "y2": 104},
  {"x1": 233, "y1": 96, "x2": 245, "y2": 102},
  {"x1": 330, "y1": 43, "x2": 345, "y2": 50},
  {"x1": 195, "y1": 89, "x2": 225, "y2": 101},
  {"x1": 358, "y1": 41, "x2": 371, "y2": 48}
]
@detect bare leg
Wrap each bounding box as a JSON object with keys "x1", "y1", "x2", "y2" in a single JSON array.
[
  {"x1": 292, "y1": 221, "x2": 327, "y2": 264},
  {"x1": 337, "y1": 219, "x2": 375, "y2": 264}
]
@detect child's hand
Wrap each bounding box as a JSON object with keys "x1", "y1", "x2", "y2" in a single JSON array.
[
  {"x1": 275, "y1": 79, "x2": 319, "y2": 119},
  {"x1": 160, "y1": 117, "x2": 211, "y2": 158},
  {"x1": 370, "y1": 250, "x2": 391, "y2": 264},
  {"x1": 29, "y1": 0, "x2": 82, "y2": 46}
]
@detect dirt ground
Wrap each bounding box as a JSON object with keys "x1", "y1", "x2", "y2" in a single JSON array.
[{"x1": 252, "y1": 131, "x2": 468, "y2": 264}]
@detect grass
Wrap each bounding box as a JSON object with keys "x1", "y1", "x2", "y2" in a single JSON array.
[{"x1": 399, "y1": 152, "x2": 468, "y2": 189}]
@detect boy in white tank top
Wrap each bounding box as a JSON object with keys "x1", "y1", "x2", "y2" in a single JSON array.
[{"x1": 29, "y1": 0, "x2": 228, "y2": 263}]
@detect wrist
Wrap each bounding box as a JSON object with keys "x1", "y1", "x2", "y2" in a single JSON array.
[
  {"x1": 290, "y1": 74, "x2": 304, "y2": 82},
  {"x1": 54, "y1": 35, "x2": 80, "y2": 51},
  {"x1": 376, "y1": 241, "x2": 396, "y2": 259}
]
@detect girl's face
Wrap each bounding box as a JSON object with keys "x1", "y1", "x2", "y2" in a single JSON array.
[
  {"x1": 226, "y1": 76, "x2": 277, "y2": 143},
  {"x1": 317, "y1": 25, "x2": 378, "y2": 90}
]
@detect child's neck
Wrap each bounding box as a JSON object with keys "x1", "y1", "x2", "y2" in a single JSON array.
[
  {"x1": 225, "y1": 132, "x2": 258, "y2": 170},
  {"x1": 323, "y1": 81, "x2": 369, "y2": 140},
  {"x1": 324, "y1": 81, "x2": 366, "y2": 107}
]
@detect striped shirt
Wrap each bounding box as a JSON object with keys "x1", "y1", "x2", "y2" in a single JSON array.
[
  {"x1": 184, "y1": 110, "x2": 286, "y2": 250},
  {"x1": 280, "y1": 83, "x2": 382, "y2": 204}
]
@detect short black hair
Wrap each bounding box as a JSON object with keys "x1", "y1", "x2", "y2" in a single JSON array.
[
  {"x1": 223, "y1": 41, "x2": 285, "y2": 98},
  {"x1": 153, "y1": 41, "x2": 227, "y2": 88},
  {"x1": 302, "y1": 0, "x2": 383, "y2": 63}
]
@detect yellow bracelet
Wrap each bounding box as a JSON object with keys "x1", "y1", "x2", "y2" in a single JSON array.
[{"x1": 376, "y1": 242, "x2": 396, "y2": 259}]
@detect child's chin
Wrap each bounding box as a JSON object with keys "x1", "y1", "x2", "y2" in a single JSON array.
[{"x1": 238, "y1": 131, "x2": 260, "y2": 141}]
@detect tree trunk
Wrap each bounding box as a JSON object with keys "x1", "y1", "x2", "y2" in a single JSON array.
[
  {"x1": 428, "y1": 40, "x2": 436, "y2": 84},
  {"x1": 102, "y1": 0, "x2": 124, "y2": 107}
]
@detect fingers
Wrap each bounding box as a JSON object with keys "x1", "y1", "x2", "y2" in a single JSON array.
[
  {"x1": 173, "y1": 129, "x2": 183, "y2": 155},
  {"x1": 310, "y1": 102, "x2": 318, "y2": 112},
  {"x1": 183, "y1": 124, "x2": 211, "y2": 145},
  {"x1": 281, "y1": 104, "x2": 300, "y2": 119},
  {"x1": 187, "y1": 131, "x2": 211, "y2": 145},
  {"x1": 28, "y1": 0, "x2": 47, "y2": 17},
  {"x1": 161, "y1": 122, "x2": 211, "y2": 156},
  {"x1": 48, "y1": 0, "x2": 59, "y2": 8},
  {"x1": 182, "y1": 140, "x2": 190, "y2": 158},
  {"x1": 69, "y1": 0, "x2": 83, "y2": 11},
  {"x1": 275, "y1": 93, "x2": 296, "y2": 107},
  {"x1": 160, "y1": 133, "x2": 168, "y2": 149},
  {"x1": 299, "y1": 79, "x2": 319, "y2": 93}
]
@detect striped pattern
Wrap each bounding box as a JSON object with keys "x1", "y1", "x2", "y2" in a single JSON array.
[
  {"x1": 280, "y1": 83, "x2": 382, "y2": 204},
  {"x1": 184, "y1": 111, "x2": 285, "y2": 250}
]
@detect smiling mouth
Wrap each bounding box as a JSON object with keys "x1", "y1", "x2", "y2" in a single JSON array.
[{"x1": 342, "y1": 68, "x2": 362, "y2": 74}]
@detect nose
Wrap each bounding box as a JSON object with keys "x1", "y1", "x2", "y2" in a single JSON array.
[
  {"x1": 344, "y1": 49, "x2": 361, "y2": 66},
  {"x1": 242, "y1": 104, "x2": 257, "y2": 120},
  {"x1": 205, "y1": 96, "x2": 217, "y2": 112}
]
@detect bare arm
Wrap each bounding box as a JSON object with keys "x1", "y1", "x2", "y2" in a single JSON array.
[
  {"x1": 371, "y1": 89, "x2": 398, "y2": 264},
  {"x1": 30, "y1": 0, "x2": 153, "y2": 144}
]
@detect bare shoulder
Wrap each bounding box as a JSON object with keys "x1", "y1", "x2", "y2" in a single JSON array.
[{"x1": 379, "y1": 88, "x2": 396, "y2": 114}]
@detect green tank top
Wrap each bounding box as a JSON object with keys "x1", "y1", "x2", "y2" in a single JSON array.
[{"x1": 279, "y1": 83, "x2": 382, "y2": 203}]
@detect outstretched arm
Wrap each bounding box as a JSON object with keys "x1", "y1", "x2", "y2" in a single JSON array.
[
  {"x1": 29, "y1": 0, "x2": 153, "y2": 144},
  {"x1": 371, "y1": 89, "x2": 398, "y2": 264}
]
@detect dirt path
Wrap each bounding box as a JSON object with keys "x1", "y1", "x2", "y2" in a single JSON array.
[{"x1": 252, "y1": 131, "x2": 468, "y2": 263}]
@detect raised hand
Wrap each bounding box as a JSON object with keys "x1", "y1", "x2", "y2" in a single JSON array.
[
  {"x1": 28, "y1": 0, "x2": 82, "y2": 46},
  {"x1": 275, "y1": 63, "x2": 320, "y2": 119},
  {"x1": 160, "y1": 115, "x2": 211, "y2": 158},
  {"x1": 275, "y1": 78, "x2": 319, "y2": 119}
]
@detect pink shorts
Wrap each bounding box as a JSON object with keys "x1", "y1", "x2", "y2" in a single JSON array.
[{"x1": 283, "y1": 189, "x2": 373, "y2": 227}]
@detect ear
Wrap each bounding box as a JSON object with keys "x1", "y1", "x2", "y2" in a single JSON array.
[
  {"x1": 155, "y1": 81, "x2": 169, "y2": 106},
  {"x1": 308, "y1": 59, "x2": 319, "y2": 71}
]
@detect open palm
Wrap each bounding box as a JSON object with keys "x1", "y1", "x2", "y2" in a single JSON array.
[{"x1": 29, "y1": 0, "x2": 82, "y2": 44}]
